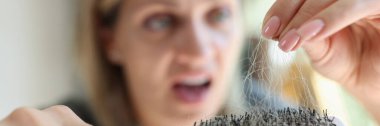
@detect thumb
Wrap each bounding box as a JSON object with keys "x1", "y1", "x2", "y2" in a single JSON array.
[
  {"x1": 304, "y1": 0, "x2": 374, "y2": 41},
  {"x1": 43, "y1": 106, "x2": 91, "y2": 126},
  {"x1": 297, "y1": 0, "x2": 377, "y2": 60}
]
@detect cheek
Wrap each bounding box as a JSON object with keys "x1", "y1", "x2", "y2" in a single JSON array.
[
  {"x1": 213, "y1": 24, "x2": 243, "y2": 95},
  {"x1": 214, "y1": 17, "x2": 243, "y2": 58},
  {"x1": 214, "y1": 27, "x2": 243, "y2": 63},
  {"x1": 121, "y1": 41, "x2": 171, "y2": 83},
  {"x1": 118, "y1": 33, "x2": 177, "y2": 97},
  {"x1": 119, "y1": 38, "x2": 175, "y2": 111}
]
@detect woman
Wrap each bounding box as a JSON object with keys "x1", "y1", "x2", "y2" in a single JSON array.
[{"x1": 1, "y1": 0, "x2": 380, "y2": 126}]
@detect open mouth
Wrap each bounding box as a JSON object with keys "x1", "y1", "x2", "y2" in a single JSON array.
[{"x1": 172, "y1": 77, "x2": 212, "y2": 103}]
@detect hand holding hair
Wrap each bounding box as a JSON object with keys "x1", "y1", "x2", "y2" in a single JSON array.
[
  {"x1": 262, "y1": 0, "x2": 380, "y2": 123},
  {"x1": 0, "y1": 106, "x2": 91, "y2": 126}
]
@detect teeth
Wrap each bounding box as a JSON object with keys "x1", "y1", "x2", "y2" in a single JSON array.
[{"x1": 180, "y1": 77, "x2": 209, "y2": 86}]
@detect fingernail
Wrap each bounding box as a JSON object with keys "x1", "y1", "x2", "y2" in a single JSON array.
[
  {"x1": 279, "y1": 29, "x2": 300, "y2": 52},
  {"x1": 262, "y1": 16, "x2": 281, "y2": 39},
  {"x1": 297, "y1": 19, "x2": 325, "y2": 41}
]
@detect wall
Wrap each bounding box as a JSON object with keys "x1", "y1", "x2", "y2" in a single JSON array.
[{"x1": 0, "y1": 0, "x2": 78, "y2": 119}]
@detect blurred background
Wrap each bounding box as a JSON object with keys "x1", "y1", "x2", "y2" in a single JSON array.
[
  {"x1": 0, "y1": 0, "x2": 377, "y2": 126},
  {"x1": 0, "y1": 0, "x2": 82, "y2": 119}
]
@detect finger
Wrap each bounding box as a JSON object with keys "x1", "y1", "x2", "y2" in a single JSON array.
[
  {"x1": 279, "y1": 0, "x2": 337, "y2": 39},
  {"x1": 302, "y1": 0, "x2": 377, "y2": 42},
  {"x1": 262, "y1": 0, "x2": 306, "y2": 39},
  {"x1": 277, "y1": 0, "x2": 336, "y2": 52},
  {"x1": 298, "y1": 0, "x2": 377, "y2": 61},
  {"x1": 43, "y1": 105, "x2": 91, "y2": 126},
  {"x1": 280, "y1": 0, "x2": 378, "y2": 53},
  {"x1": 3, "y1": 107, "x2": 47, "y2": 126}
]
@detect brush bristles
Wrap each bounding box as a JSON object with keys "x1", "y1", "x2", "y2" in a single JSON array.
[{"x1": 194, "y1": 107, "x2": 336, "y2": 126}]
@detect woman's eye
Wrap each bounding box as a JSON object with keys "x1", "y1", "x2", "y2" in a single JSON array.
[
  {"x1": 208, "y1": 7, "x2": 231, "y2": 24},
  {"x1": 144, "y1": 14, "x2": 175, "y2": 31}
]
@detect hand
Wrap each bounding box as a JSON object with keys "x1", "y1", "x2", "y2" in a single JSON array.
[
  {"x1": 262, "y1": 0, "x2": 380, "y2": 123},
  {"x1": 0, "y1": 106, "x2": 91, "y2": 126}
]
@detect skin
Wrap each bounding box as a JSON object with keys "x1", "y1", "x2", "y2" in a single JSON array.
[
  {"x1": 1, "y1": 0, "x2": 380, "y2": 126},
  {"x1": 0, "y1": 106, "x2": 90, "y2": 126},
  {"x1": 262, "y1": 0, "x2": 380, "y2": 123}
]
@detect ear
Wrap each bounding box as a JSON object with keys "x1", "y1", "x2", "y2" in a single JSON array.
[{"x1": 99, "y1": 27, "x2": 123, "y2": 65}]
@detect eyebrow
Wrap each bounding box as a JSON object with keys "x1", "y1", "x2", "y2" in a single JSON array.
[
  {"x1": 126, "y1": 0, "x2": 225, "y2": 18},
  {"x1": 137, "y1": 0, "x2": 178, "y2": 7},
  {"x1": 133, "y1": 0, "x2": 221, "y2": 8}
]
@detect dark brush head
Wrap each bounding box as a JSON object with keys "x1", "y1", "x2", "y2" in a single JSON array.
[{"x1": 194, "y1": 107, "x2": 340, "y2": 126}]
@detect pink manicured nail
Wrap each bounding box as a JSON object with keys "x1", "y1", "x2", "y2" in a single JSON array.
[
  {"x1": 297, "y1": 19, "x2": 325, "y2": 41},
  {"x1": 279, "y1": 29, "x2": 300, "y2": 52},
  {"x1": 262, "y1": 16, "x2": 281, "y2": 39}
]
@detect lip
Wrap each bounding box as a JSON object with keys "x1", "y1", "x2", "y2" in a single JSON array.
[{"x1": 171, "y1": 72, "x2": 212, "y2": 104}]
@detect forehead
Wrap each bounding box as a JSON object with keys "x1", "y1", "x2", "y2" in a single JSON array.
[
  {"x1": 126, "y1": 0, "x2": 220, "y2": 5},
  {"x1": 123, "y1": 0, "x2": 235, "y2": 10}
]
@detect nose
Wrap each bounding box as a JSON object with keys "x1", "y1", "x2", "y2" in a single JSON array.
[{"x1": 176, "y1": 20, "x2": 214, "y2": 67}]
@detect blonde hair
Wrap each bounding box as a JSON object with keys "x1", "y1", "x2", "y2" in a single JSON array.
[
  {"x1": 78, "y1": 0, "x2": 246, "y2": 126},
  {"x1": 79, "y1": 1, "x2": 132, "y2": 126}
]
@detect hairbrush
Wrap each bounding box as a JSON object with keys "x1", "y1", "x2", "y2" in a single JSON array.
[{"x1": 194, "y1": 107, "x2": 343, "y2": 126}]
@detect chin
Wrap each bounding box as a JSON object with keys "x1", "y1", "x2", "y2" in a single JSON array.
[{"x1": 168, "y1": 90, "x2": 225, "y2": 124}]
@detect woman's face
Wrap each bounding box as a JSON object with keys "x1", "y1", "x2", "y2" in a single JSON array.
[{"x1": 107, "y1": 0, "x2": 242, "y2": 125}]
